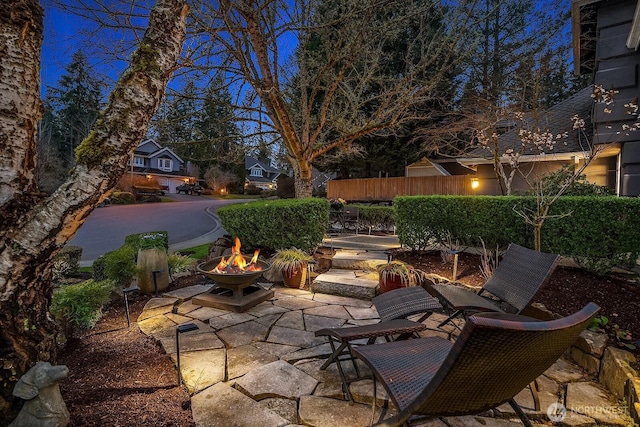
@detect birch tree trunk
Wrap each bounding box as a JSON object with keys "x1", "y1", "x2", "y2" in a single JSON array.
[{"x1": 0, "y1": 0, "x2": 187, "y2": 419}]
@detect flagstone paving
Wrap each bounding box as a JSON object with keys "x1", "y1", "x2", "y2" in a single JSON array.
[{"x1": 137, "y1": 281, "x2": 633, "y2": 426}]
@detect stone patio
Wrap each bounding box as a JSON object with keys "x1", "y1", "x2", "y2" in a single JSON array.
[{"x1": 137, "y1": 282, "x2": 633, "y2": 427}]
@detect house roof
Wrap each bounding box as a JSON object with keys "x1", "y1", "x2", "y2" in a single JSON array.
[
  {"x1": 133, "y1": 139, "x2": 184, "y2": 164},
  {"x1": 245, "y1": 155, "x2": 281, "y2": 174},
  {"x1": 461, "y1": 85, "x2": 595, "y2": 164}
]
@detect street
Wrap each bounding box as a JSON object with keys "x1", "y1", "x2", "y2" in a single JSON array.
[{"x1": 68, "y1": 196, "x2": 250, "y2": 264}]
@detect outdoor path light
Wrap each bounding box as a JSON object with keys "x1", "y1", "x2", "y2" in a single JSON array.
[
  {"x1": 123, "y1": 285, "x2": 140, "y2": 328},
  {"x1": 152, "y1": 269, "x2": 164, "y2": 297},
  {"x1": 176, "y1": 323, "x2": 199, "y2": 386}
]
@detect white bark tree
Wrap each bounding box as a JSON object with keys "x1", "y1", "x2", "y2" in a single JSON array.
[{"x1": 0, "y1": 0, "x2": 187, "y2": 418}]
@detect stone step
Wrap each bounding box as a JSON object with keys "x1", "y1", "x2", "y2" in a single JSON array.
[
  {"x1": 311, "y1": 268, "x2": 379, "y2": 300},
  {"x1": 330, "y1": 249, "x2": 389, "y2": 271}
]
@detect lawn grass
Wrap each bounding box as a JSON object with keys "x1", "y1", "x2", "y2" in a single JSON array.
[
  {"x1": 210, "y1": 194, "x2": 262, "y2": 199},
  {"x1": 175, "y1": 243, "x2": 210, "y2": 260},
  {"x1": 78, "y1": 266, "x2": 93, "y2": 274}
]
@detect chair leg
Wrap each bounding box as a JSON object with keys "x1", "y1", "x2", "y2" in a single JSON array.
[
  {"x1": 437, "y1": 310, "x2": 462, "y2": 328},
  {"x1": 508, "y1": 399, "x2": 533, "y2": 427},
  {"x1": 320, "y1": 340, "x2": 348, "y2": 370},
  {"x1": 529, "y1": 380, "x2": 540, "y2": 411}
]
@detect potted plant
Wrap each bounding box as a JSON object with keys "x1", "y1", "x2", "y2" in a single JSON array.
[
  {"x1": 376, "y1": 260, "x2": 419, "y2": 294},
  {"x1": 271, "y1": 248, "x2": 314, "y2": 288}
]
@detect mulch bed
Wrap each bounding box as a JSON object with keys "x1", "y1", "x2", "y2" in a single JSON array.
[{"x1": 55, "y1": 247, "x2": 640, "y2": 426}]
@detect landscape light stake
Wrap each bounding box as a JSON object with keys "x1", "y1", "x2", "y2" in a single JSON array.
[
  {"x1": 123, "y1": 285, "x2": 140, "y2": 327},
  {"x1": 176, "y1": 323, "x2": 199, "y2": 386},
  {"x1": 152, "y1": 270, "x2": 164, "y2": 297}
]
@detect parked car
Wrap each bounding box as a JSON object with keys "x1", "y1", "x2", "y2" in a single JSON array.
[{"x1": 176, "y1": 183, "x2": 203, "y2": 195}]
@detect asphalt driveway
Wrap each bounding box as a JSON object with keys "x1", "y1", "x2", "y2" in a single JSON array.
[{"x1": 68, "y1": 195, "x2": 250, "y2": 265}]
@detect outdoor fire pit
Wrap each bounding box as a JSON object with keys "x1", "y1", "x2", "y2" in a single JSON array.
[{"x1": 191, "y1": 238, "x2": 274, "y2": 312}]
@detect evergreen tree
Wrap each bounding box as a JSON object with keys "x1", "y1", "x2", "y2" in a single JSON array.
[{"x1": 47, "y1": 51, "x2": 103, "y2": 167}]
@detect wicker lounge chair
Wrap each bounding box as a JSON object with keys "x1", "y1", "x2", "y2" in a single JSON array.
[
  {"x1": 428, "y1": 243, "x2": 559, "y2": 328},
  {"x1": 373, "y1": 286, "x2": 443, "y2": 323},
  {"x1": 353, "y1": 303, "x2": 600, "y2": 427}
]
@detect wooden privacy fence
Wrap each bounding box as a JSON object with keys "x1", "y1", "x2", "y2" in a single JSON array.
[{"x1": 327, "y1": 175, "x2": 475, "y2": 201}]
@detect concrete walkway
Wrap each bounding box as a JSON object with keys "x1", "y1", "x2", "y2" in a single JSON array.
[{"x1": 135, "y1": 250, "x2": 632, "y2": 426}]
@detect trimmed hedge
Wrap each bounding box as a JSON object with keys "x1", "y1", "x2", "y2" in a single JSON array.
[
  {"x1": 395, "y1": 196, "x2": 640, "y2": 267},
  {"x1": 217, "y1": 198, "x2": 329, "y2": 251},
  {"x1": 351, "y1": 205, "x2": 395, "y2": 231}
]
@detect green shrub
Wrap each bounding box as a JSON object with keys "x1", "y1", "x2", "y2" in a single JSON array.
[
  {"x1": 217, "y1": 198, "x2": 329, "y2": 251},
  {"x1": 51, "y1": 279, "x2": 116, "y2": 333},
  {"x1": 110, "y1": 192, "x2": 135, "y2": 204},
  {"x1": 354, "y1": 205, "x2": 395, "y2": 231},
  {"x1": 104, "y1": 246, "x2": 137, "y2": 287},
  {"x1": 124, "y1": 231, "x2": 169, "y2": 251},
  {"x1": 92, "y1": 255, "x2": 107, "y2": 281},
  {"x1": 168, "y1": 253, "x2": 197, "y2": 277},
  {"x1": 52, "y1": 246, "x2": 83, "y2": 280},
  {"x1": 394, "y1": 195, "x2": 640, "y2": 270}
]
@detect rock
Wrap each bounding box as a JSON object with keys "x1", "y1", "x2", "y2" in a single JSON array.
[
  {"x1": 573, "y1": 330, "x2": 608, "y2": 357},
  {"x1": 599, "y1": 346, "x2": 637, "y2": 399},
  {"x1": 235, "y1": 360, "x2": 318, "y2": 400},
  {"x1": 227, "y1": 345, "x2": 278, "y2": 380},
  {"x1": 170, "y1": 349, "x2": 225, "y2": 394},
  {"x1": 566, "y1": 381, "x2": 632, "y2": 425},
  {"x1": 298, "y1": 395, "x2": 394, "y2": 427},
  {"x1": 191, "y1": 382, "x2": 287, "y2": 427},
  {"x1": 570, "y1": 347, "x2": 601, "y2": 374}
]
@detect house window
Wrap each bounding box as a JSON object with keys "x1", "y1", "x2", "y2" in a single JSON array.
[
  {"x1": 158, "y1": 158, "x2": 173, "y2": 171},
  {"x1": 250, "y1": 168, "x2": 263, "y2": 177},
  {"x1": 132, "y1": 156, "x2": 145, "y2": 166}
]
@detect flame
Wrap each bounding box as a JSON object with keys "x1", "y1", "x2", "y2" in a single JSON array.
[{"x1": 208, "y1": 237, "x2": 262, "y2": 274}]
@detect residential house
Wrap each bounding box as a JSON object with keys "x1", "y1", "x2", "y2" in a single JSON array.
[
  {"x1": 573, "y1": 0, "x2": 640, "y2": 196},
  {"x1": 245, "y1": 155, "x2": 281, "y2": 190},
  {"x1": 129, "y1": 139, "x2": 195, "y2": 193},
  {"x1": 438, "y1": 85, "x2": 622, "y2": 195}
]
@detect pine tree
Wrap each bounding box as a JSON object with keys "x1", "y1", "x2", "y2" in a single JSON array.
[{"x1": 47, "y1": 51, "x2": 103, "y2": 167}]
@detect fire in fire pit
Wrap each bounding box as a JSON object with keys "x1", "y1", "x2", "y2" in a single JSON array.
[{"x1": 209, "y1": 237, "x2": 262, "y2": 274}]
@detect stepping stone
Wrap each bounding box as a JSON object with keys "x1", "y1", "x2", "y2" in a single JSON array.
[
  {"x1": 298, "y1": 395, "x2": 393, "y2": 427},
  {"x1": 345, "y1": 305, "x2": 379, "y2": 320},
  {"x1": 281, "y1": 343, "x2": 334, "y2": 363},
  {"x1": 217, "y1": 320, "x2": 269, "y2": 348},
  {"x1": 496, "y1": 375, "x2": 560, "y2": 415},
  {"x1": 312, "y1": 293, "x2": 373, "y2": 308},
  {"x1": 259, "y1": 398, "x2": 298, "y2": 425},
  {"x1": 566, "y1": 381, "x2": 632, "y2": 425},
  {"x1": 254, "y1": 313, "x2": 283, "y2": 328},
  {"x1": 175, "y1": 299, "x2": 203, "y2": 315},
  {"x1": 349, "y1": 378, "x2": 390, "y2": 408},
  {"x1": 137, "y1": 315, "x2": 177, "y2": 337},
  {"x1": 163, "y1": 284, "x2": 214, "y2": 300},
  {"x1": 275, "y1": 310, "x2": 305, "y2": 330},
  {"x1": 245, "y1": 302, "x2": 290, "y2": 317},
  {"x1": 209, "y1": 312, "x2": 256, "y2": 331},
  {"x1": 304, "y1": 314, "x2": 346, "y2": 332},
  {"x1": 304, "y1": 305, "x2": 352, "y2": 320},
  {"x1": 268, "y1": 326, "x2": 317, "y2": 348},
  {"x1": 273, "y1": 287, "x2": 314, "y2": 297},
  {"x1": 171, "y1": 348, "x2": 225, "y2": 394},
  {"x1": 544, "y1": 358, "x2": 586, "y2": 383},
  {"x1": 252, "y1": 342, "x2": 301, "y2": 358},
  {"x1": 312, "y1": 269, "x2": 379, "y2": 299},
  {"x1": 137, "y1": 297, "x2": 178, "y2": 321},
  {"x1": 443, "y1": 416, "x2": 523, "y2": 426},
  {"x1": 152, "y1": 319, "x2": 212, "y2": 340},
  {"x1": 188, "y1": 306, "x2": 229, "y2": 321},
  {"x1": 331, "y1": 249, "x2": 388, "y2": 271},
  {"x1": 191, "y1": 382, "x2": 288, "y2": 427},
  {"x1": 273, "y1": 297, "x2": 327, "y2": 311},
  {"x1": 164, "y1": 313, "x2": 193, "y2": 325},
  {"x1": 227, "y1": 345, "x2": 279, "y2": 380},
  {"x1": 235, "y1": 360, "x2": 318, "y2": 400},
  {"x1": 159, "y1": 331, "x2": 224, "y2": 354}
]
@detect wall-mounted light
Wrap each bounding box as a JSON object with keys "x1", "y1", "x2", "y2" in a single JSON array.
[
  {"x1": 146, "y1": 174, "x2": 152, "y2": 180},
  {"x1": 471, "y1": 178, "x2": 480, "y2": 189}
]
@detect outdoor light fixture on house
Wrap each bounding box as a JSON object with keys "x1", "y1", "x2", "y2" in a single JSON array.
[{"x1": 471, "y1": 178, "x2": 480, "y2": 189}]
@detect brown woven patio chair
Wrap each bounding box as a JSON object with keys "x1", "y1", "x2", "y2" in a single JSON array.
[
  {"x1": 427, "y1": 243, "x2": 559, "y2": 328},
  {"x1": 373, "y1": 286, "x2": 443, "y2": 323},
  {"x1": 353, "y1": 303, "x2": 599, "y2": 427}
]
